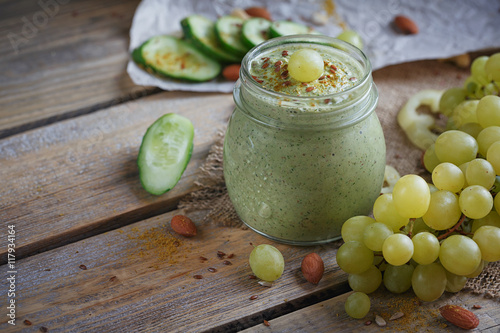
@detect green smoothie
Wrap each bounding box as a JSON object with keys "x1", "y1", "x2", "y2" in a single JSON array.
[{"x1": 223, "y1": 36, "x2": 386, "y2": 244}]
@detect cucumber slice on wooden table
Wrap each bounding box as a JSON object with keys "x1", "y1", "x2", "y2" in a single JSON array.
[
  {"x1": 137, "y1": 113, "x2": 194, "y2": 196},
  {"x1": 241, "y1": 17, "x2": 271, "y2": 49},
  {"x1": 132, "y1": 35, "x2": 221, "y2": 82},
  {"x1": 269, "y1": 20, "x2": 317, "y2": 38},
  {"x1": 181, "y1": 15, "x2": 242, "y2": 63},
  {"x1": 215, "y1": 15, "x2": 250, "y2": 57}
]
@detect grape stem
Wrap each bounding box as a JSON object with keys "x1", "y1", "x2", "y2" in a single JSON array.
[
  {"x1": 407, "y1": 218, "x2": 415, "y2": 238},
  {"x1": 437, "y1": 214, "x2": 466, "y2": 240}
]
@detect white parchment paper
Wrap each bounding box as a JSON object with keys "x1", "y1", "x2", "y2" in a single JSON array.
[{"x1": 127, "y1": 0, "x2": 500, "y2": 93}]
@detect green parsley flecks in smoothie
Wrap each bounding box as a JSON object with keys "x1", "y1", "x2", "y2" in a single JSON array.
[{"x1": 249, "y1": 45, "x2": 362, "y2": 96}]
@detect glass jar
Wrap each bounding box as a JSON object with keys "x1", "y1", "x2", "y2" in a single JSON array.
[{"x1": 223, "y1": 35, "x2": 386, "y2": 245}]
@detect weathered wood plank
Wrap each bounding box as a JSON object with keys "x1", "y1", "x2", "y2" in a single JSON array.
[
  {"x1": 0, "y1": 208, "x2": 348, "y2": 332},
  {"x1": 0, "y1": 91, "x2": 234, "y2": 263},
  {"x1": 242, "y1": 286, "x2": 500, "y2": 332},
  {"x1": 0, "y1": 0, "x2": 151, "y2": 138}
]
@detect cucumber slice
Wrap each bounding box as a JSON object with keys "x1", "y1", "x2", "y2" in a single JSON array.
[
  {"x1": 132, "y1": 35, "x2": 221, "y2": 82},
  {"x1": 241, "y1": 17, "x2": 271, "y2": 48},
  {"x1": 137, "y1": 113, "x2": 194, "y2": 196},
  {"x1": 181, "y1": 15, "x2": 242, "y2": 63},
  {"x1": 269, "y1": 20, "x2": 317, "y2": 38},
  {"x1": 215, "y1": 16, "x2": 250, "y2": 57}
]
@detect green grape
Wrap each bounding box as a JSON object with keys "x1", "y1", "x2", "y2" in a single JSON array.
[
  {"x1": 249, "y1": 244, "x2": 285, "y2": 282},
  {"x1": 431, "y1": 162, "x2": 465, "y2": 193},
  {"x1": 471, "y1": 56, "x2": 489, "y2": 86},
  {"x1": 477, "y1": 95, "x2": 500, "y2": 128},
  {"x1": 459, "y1": 185, "x2": 493, "y2": 219},
  {"x1": 423, "y1": 190, "x2": 461, "y2": 230},
  {"x1": 383, "y1": 263, "x2": 414, "y2": 294},
  {"x1": 288, "y1": 49, "x2": 324, "y2": 82},
  {"x1": 485, "y1": 53, "x2": 500, "y2": 81},
  {"x1": 341, "y1": 215, "x2": 375, "y2": 243},
  {"x1": 472, "y1": 210, "x2": 500, "y2": 232},
  {"x1": 392, "y1": 174, "x2": 431, "y2": 218},
  {"x1": 487, "y1": 141, "x2": 500, "y2": 175},
  {"x1": 434, "y1": 130, "x2": 478, "y2": 166},
  {"x1": 410, "y1": 218, "x2": 434, "y2": 235},
  {"x1": 428, "y1": 183, "x2": 439, "y2": 193},
  {"x1": 439, "y1": 87, "x2": 467, "y2": 117},
  {"x1": 344, "y1": 292, "x2": 370, "y2": 319},
  {"x1": 439, "y1": 235, "x2": 482, "y2": 276},
  {"x1": 463, "y1": 76, "x2": 480, "y2": 99},
  {"x1": 449, "y1": 100, "x2": 479, "y2": 128},
  {"x1": 423, "y1": 144, "x2": 441, "y2": 173},
  {"x1": 459, "y1": 122, "x2": 484, "y2": 139},
  {"x1": 473, "y1": 225, "x2": 500, "y2": 262},
  {"x1": 459, "y1": 162, "x2": 470, "y2": 189},
  {"x1": 411, "y1": 263, "x2": 447, "y2": 302},
  {"x1": 363, "y1": 222, "x2": 394, "y2": 251},
  {"x1": 412, "y1": 232, "x2": 440, "y2": 265},
  {"x1": 337, "y1": 241, "x2": 374, "y2": 274},
  {"x1": 495, "y1": 191, "x2": 500, "y2": 215},
  {"x1": 444, "y1": 269, "x2": 468, "y2": 293},
  {"x1": 477, "y1": 126, "x2": 500, "y2": 157},
  {"x1": 373, "y1": 194, "x2": 408, "y2": 232},
  {"x1": 465, "y1": 158, "x2": 496, "y2": 189},
  {"x1": 482, "y1": 82, "x2": 500, "y2": 96},
  {"x1": 464, "y1": 259, "x2": 485, "y2": 278},
  {"x1": 348, "y1": 265, "x2": 382, "y2": 294},
  {"x1": 382, "y1": 233, "x2": 413, "y2": 266},
  {"x1": 336, "y1": 30, "x2": 363, "y2": 50}
]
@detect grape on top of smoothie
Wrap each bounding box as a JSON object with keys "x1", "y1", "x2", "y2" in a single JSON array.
[{"x1": 249, "y1": 46, "x2": 362, "y2": 97}]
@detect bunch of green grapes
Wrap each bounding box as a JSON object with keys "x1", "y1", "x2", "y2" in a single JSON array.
[{"x1": 340, "y1": 53, "x2": 500, "y2": 317}]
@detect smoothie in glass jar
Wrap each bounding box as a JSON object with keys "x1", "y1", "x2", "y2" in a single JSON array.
[{"x1": 223, "y1": 35, "x2": 386, "y2": 245}]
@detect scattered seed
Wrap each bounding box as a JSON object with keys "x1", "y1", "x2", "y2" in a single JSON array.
[
  {"x1": 261, "y1": 57, "x2": 270, "y2": 62},
  {"x1": 301, "y1": 82, "x2": 308, "y2": 86},
  {"x1": 217, "y1": 251, "x2": 226, "y2": 259},
  {"x1": 263, "y1": 319, "x2": 270, "y2": 326},
  {"x1": 389, "y1": 312, "x2": 404, "y2": 321},
  {"x1": 283, "y1": 80, "x2": 292, "y2": 86},
  {"x1": 472, "y1": 305, "x2": 482, "y2": 309},
  {"x1": 109, "y1": 276, "x2": 118, "y2": 282},
  {"x1": 306, "y1": 87, "x2": 314, "y2": 92},
  {"x1": 318, "y1": 75, "x2": 326, "y2": 80},
  {"x1": 199, "y1": 256, "x2": 208, "y2": 262},
  {"x1": 262, "y1": 63, "x2": 269, "y2": 69},
  {"x1": 250, "y1": 295, "x2": 259, "y2": 300},
  {"x1": 375, "y1": 315, "x2": 386, "y2": 327},
  {"x1": 249, "y1": 275, "x2": 257, "y2": 279},
  {"x1": 349, "y1": 77, "x2": 357, "y2": 81},
  {"x1": 40, "y1": 327, "x2": 49, "y2": 333},
  {"x1": 364, "y1": 320, "x2": 372, "y2": 326},
  {"x1": 79, "y1": 265, "x2": 87, "y2": 270},
  {"x1": 227, "y1": 253, "x2": 235, "y2": 259},
  {"x1": 324, "y1": 98, "x2": 331, "y2": 104},
  {"x1": 193, "y1": 275, "x2": 203, "y2": 279},
  {"x1": 329, "y1": 68, "x2": 336, "y2": 74},
  {"x1": 24, "y1": 319, "x2": 32, "y2": 326},
  {"x1": 223, "y1": 260, "x2": 232, "y2": 265},
  {"x1": 330, "y1": 64, "x2": 338, "y2": 71},
  {"x1": 258, "y1": 281, "x2": 273, "y2": 287},
  {"x1": 208, "y1": 267, "x2": 217, "y2": 273},
  {"x1": 281, "y1": 71, "x2": 289, "y2": 80},
  {"x1": 282, "y1": 50, "x2": 288, "y2": 56},
  {"x1": 44, "y1": 269, "x2": 51, "y2": 271}
]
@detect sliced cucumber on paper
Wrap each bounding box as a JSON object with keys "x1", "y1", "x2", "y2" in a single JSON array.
[
  {"x1": 132, "y1": 35, "x2": 220, "y2": 82},
  {"x1": 181, "y1": 15, "x2": 242, "y2": 63},
  {"x1": 241, "y1": 17, "x2": 271, "y2": 48},
  {"x1": 269, "y1": 20, "x2": 317, "y2": 38},
  {"x1": 215, "y1": 15, "x2": 250, "y2": 56},
  {"x1": 138, "y1": 113, "x2": 194, "y2": 196}
]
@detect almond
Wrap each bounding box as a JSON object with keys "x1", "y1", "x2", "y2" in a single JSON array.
[
  {"x1": 245, "y1": 7, "x2": 272, "y2": 21},
  {"x1": 301, "y1": 253, "x2": 324, "y2": 284},
  {"x1": 170, "y1": 215, "x2": 197, "y2": 237},
  {"x1": 222, "y1": 64, "x2": 241, "y2": 81},
  {"x1": 439, "y1": 304, "x2": 479, "y2": 330},
  {"x1": 394, "y1": 15, "x2": 418, "y2": 35}
]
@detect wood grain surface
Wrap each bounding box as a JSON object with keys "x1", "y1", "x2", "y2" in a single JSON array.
[
  {"x1": 0, "y1": 0, "x2": 153, "y2": 138},
  {"x1": 0, "y1": 92, "x2": 233, "y2": 263}
]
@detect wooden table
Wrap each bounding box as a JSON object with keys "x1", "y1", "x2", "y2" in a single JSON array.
[{"x1": 1, "y1": 1, "x2": 499, "y2": 332}]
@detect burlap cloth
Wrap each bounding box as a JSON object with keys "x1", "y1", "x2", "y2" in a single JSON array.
[{"x1": 179, "y1": 59, "x2": 499, "y2": 298}]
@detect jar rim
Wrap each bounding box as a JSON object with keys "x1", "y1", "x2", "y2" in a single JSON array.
[{"x1": 240, "y1": 34, "x2": 372, "y2": 102}]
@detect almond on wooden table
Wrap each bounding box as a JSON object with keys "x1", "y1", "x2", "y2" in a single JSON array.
[
  {"x1": 301, "y1": 253, "x2": 324, "y2": 284},
  {"x1": 222, "y1": 64, "x2": 241, "y2": 81},
  {"x1": 170, "y1": 215, "x2": 197, "y2": 237},
  {"x1": 439, "y1": 304, "x2": 479, "y2": 330}
]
